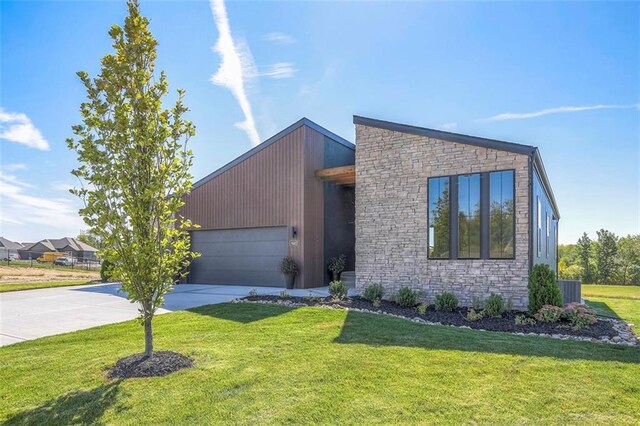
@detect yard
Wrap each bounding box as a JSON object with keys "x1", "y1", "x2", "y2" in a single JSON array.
[
  {"x1": 0, "y1": 265, "x2": 100, "y2": 293},
  {"x1": 584, "y1": 284, "x2": 640, "y2": 331},
  {"x1": 0, "y1": 288, "x2": 638, "y2": 424}
]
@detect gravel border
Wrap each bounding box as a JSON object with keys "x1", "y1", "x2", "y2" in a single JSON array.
[{"x1": 234, "y1": 296, "x2": 638, "y2": 347}]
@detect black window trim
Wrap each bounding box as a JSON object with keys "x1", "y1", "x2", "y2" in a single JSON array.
[{"x1": 427, "y1": 169, "x2": 516, "y2": 261}]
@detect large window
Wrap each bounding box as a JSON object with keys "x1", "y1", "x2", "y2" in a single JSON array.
[
  {"x1": 428, "y1": 170, "x2": 515, "y2": 260},
  {"x1": 537, "y1": 197, "x2": 542, "y2": 256},
  {"x1": 458, "y1": 174, "x2": 481, "y2": 258},
  {"x1": 489, "y1": 170, "x2": 515, "y2": 258},
  {"x1": 546, "y1": 214, "x2": 550, "y2": 258},
  {"x1": 428, "y1": 177, "x2": 450, "y2": 259}
]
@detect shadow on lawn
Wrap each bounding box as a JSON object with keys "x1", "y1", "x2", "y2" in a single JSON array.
[
  {"x1": 4, "y1": 381, "x2": 123, "y2": 426},
  {"x1": 187, "y1": 302, "x2": 296, "y2": 324},
  {"x1": 585, "y1": 299, "x2": 621, "y2": 319},
  {"x1": 334, "y1": 311, "x2": 640, "y2": 364}
]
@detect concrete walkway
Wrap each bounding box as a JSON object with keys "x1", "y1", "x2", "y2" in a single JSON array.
[{"x1": 0, "y1": 283, "x2": 346, "y2": 347}]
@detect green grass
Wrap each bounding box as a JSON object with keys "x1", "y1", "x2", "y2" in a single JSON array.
[
  {"x1": 1, "y1": 302, "x2": 639, "y2": 424},
  {"x1": 0, "y1": 280, "x2": 97, "y2": 293},
  {"x1": 583, "y1": 284, "x2": 640, "y2": 300},
  {"x1": 584, "y1": 285, "x2": 640, "y2": 331}
]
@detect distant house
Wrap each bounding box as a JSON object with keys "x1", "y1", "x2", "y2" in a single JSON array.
[
  {"x1": 0, "y1": 237, "x2": 24, "y2": 260},
  {"x1": 18, "y1": 238, "x2": 98, "y2": 261}
]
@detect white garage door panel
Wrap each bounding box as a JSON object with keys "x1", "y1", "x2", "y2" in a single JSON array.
[{"x1": 190, "y1": 227, "x2": 288, "y2": 286}]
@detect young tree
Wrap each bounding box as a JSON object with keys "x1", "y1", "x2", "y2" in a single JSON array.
[
  {"x1": 595, "y1": 229, "x2": 618, "y2": 284},
  {"x1": 614, "y1": 234, "x2": 640, "y2": 285},
  {"x1": 576, "y1": 233, "x2": 594, "y2": 283},
  {"x1": 68, "y1": 0, "x2": 198, "y2": 358}
]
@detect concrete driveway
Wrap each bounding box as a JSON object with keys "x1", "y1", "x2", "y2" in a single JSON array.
[{"x1": 0, "y1": 283, "x2": 337, "y2": 347}]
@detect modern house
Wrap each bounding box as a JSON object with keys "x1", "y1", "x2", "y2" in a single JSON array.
[
  {"x1": 0, "y1": 237, "x2": 24, "y2": 260},
  {"x1": 181, "y1": 116, "x2": 559, "y2": 309},
  {"x1": 18, "y1": 238, "x2": 98, "y2": 261}
]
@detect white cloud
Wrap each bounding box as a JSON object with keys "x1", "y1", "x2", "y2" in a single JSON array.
[
  {"x1": 0, "y1": 108, "x2": 50, "y2": 150},
  {"x1": 0, "y1": 171, "x2": 82, "y2": 229},
  {"x1": 209, "y1": 0, "x2": 261, "y2": 146},
  {"x1": 51, "y1": 181, "x2": 75, "y2": 192},
  {"x1": 439, "y1": 122, "x2": 458, "y2": 131},
  {"x1": 2, "y1": 163, "x2": 27, "y2": 172},
  {"x1": 257, "y1": 63, "x2": 297, "y2": 79},
  {"x1": 263, "y1": 32, "x2": 296, "y2": 45},
  {"x1": 480, "y1": 103, "x2": 640, "y2": 121}
]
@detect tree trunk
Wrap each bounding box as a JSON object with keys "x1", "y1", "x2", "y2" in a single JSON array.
[{"x1": 144, "y1": 315, "x2": 153, "y2": 358}]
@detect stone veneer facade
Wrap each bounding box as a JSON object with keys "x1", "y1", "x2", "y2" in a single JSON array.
[{"x1": 355, "y1": 124, "x2": 531, "y2": 309}]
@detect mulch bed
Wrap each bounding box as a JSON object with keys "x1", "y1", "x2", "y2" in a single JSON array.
[
  {"x1": 107, "y1": 351, "x2": 193, "y2": 379},
  {"x1": 244, "y1": 295, "x2": 619, "y2": 339}
]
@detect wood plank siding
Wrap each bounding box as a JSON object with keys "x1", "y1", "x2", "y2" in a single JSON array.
[{"x1": 180, "y1": 121, "x2": 355, "y2": 288}]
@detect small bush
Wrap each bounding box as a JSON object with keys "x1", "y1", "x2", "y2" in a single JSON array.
[
  {"x1": 363, "y1": 283, "x2": 385, "y2": 302},
  {"x1": 279, "y1": 290, "x2": 291, "y2": 299},
  {"x1": 417, "y1": 303, "x2": 428, "y2": 315},
  {"x1": 534, "y1": 305, "x2": 563, "y2": 323},
  {"x1": 528, "y1": 264, "x2": 562, "y2": 314},
  {"x1": 395, "y1": 287, "x2": 420, "y2": 307},
  {"x1": 327, "y1": 254, "x2": 346, "y2": 276},
  {"x1": 466, "y1": 308, "x2": 484, "y2": 321},
  {"x1": 304, "y1": 293, "x2": 322, "y2": 303},
  {"x1": 562, "y1": 303, "x2": 598, "y2": 329},
  {"x1": 280, "y1": 256, "x2": 299, "y2": 276},
  {"x1": 329, "y1": 280, "x2": 348, "y2": 300},
  {"x1": 248, "y1": 288, "x2": 258, "y2": 297},
  {"x1": 435, "y1": 292, "x2": 458, "y2": 312},
  {"x1": 515, "y1": 314, "x2": 536, "y2": 326},
  {"x1": 372, "y1": 298, "x2": 382, "y2": 308},
  {"x1": 100, "y1": 259, "x2": 114, "y2": 282},
  {"x1": 484, "y1": 293, "x2": 506, "y2": 317}
]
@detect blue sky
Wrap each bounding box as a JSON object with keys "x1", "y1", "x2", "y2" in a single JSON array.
[{"x1": 1, "y1": 0, "x2": 638, "y2": 244}]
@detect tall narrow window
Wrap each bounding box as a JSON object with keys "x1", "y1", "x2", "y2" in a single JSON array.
[
  {"x1": 458, "y1": 174, "x2": 481, "y2": 258},
  {"x1": 546, "y1": 214, "x2": 550, "y2": 258},
  {"x1": 428, "y1": 177, "x2": 450, "y2": 259},
  {"x1": 537, "y1": 197, "x2": 542, "y2": 256},
  {"x1": 489, "y1": 170, "x2": 515, "y2": 258}
]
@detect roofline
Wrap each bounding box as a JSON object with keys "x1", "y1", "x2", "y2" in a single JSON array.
[
  {"x1": 353, "y1": 114, "x2": 559, "y2": 218},
  {"x1": 192, "y1": 117, "x2": 354, "y2": 190},
  {"x1": 532, "y1": 149, "x2": 560, "y2": 219},
  {"x1": 353, "y1": 115, "x2": 536, "y2": 156}
]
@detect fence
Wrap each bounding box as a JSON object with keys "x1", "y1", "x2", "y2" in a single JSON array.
[
  {"x1": 558, "y1": 279, "x2": 582, "y2": 304},
  {"x1": 0, "y1": 249, "x2": 101, "y2": 271}
]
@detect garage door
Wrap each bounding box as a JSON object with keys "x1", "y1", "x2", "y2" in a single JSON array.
[{"x1": 189, "y1": 227, "x2": 288, "y2": 286}]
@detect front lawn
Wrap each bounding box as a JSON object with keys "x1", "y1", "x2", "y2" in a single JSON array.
[
  {"x1": 1, "y1": 302, "x2": 639, "y2": 424},
  {"x1": 0, "y1": 280, "x2": 97, "y2": 293},
  {"x1": 584, "y1": 285, "x2": 640, "y2": 331}
]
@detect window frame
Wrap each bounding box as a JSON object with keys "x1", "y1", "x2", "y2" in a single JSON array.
[
  {"x1": 427, "y1": 176, "x2": 451, "y2": 260},
  {"x1": 546, "y1": 213, "x2": 550, "y2": 258},
  {"x1": 457, "y1": 173, "x2": 482, "y2": 260},
  {"x1": 488, "y1": 169, "x2": 516, "y2": 260},
  {"x1": 427, "y1": 169, "x2": 516, "y2": 261},
  {"x1": 537, "y1": 197, "x2": 542, "y2": 257}
]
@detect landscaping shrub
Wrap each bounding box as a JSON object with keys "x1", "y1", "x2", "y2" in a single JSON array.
[
  {"x1": 528, "y1": 264, "x2": 562, "y2": 314},
  {"x1": 363, "y1": 283, "x2": 385, "y2": 302},
  {"x1": 534, "y1": 305, "x2": 564, "y2": 323},
  {"x1": 465, "y1": 308, "x2": 484, "y2": 321},
  {"x1": 100, "y1": 259, "x2": 114, "y2": 282},
  {"x1": 435, "y1": 292, "x2": 458, "y2": 312},
  {"x1": 394, "y1": 287, "x2": 420, "y2": 307},
  {"x1": 484, "y1": 293, "x2": 506, "y2": 317},
  {"x1": 329, "y1": 280, "x2": 348, "y2": 300},
  {"x1": 471, "y1": 296, "x2": 484, "y2": 310},
  {"x1": 248, "y1": 289, "x2": 258, "y2": 297},
  {"x1": 279, "y1": 290, "x2": 291, "y2": 299},
  {"x1": 417, "y1": 303, "x2": 428, "y2": 315},
  {"x1": 515, "y1": 314, "x2": 536, "y2": 326},
  {"x1": 562, "y1": 303, "x2": 598, "y2": 329}
]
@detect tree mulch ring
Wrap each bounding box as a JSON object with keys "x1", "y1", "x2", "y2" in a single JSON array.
[
  {"x1": 107, "y1": 351, "x2": 193, "y2": 379},
  {"x1": 243, "y1": 295, "x2": 623, "y2": 340}
]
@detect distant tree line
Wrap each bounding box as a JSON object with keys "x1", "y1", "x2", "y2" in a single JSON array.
[{"x1": 559, "y1": 230, "x2": 640, "y2": 285}]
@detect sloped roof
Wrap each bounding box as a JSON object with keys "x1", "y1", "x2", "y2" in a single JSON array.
[
  {"x1": 0, "y1": 237, "x2": 24, "y2": 250},
  {"x1": 50, "y1": 237, "x2": 97, "y2": 252},
  {"x1": 192, "y1": 118, "x2": 354, "y2": 190},
  {"x1": 23, "y1": 240, "x2": 56, "y2": 251},
  {"x1": 353, "y1": 115, "x2": 560, "y2": 219}
]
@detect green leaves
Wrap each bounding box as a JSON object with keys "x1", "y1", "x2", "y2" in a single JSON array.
[{"x1": 68, "y1": 0, "x2": 198, "y2": 334}]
